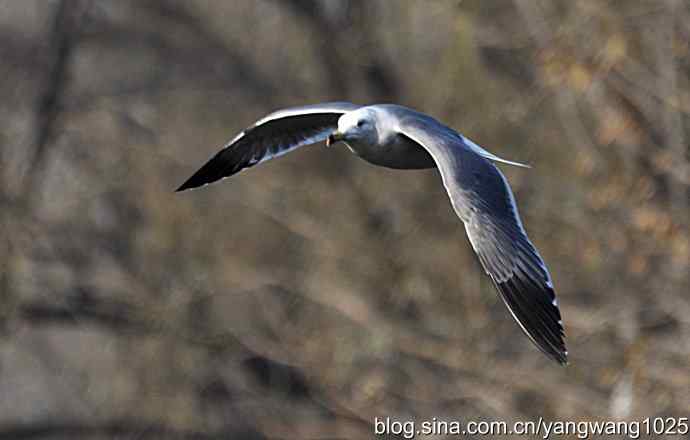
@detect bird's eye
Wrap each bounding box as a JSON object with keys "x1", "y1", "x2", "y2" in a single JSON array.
[{"x1": 357, "y1": 120, "x2": 365, "y2": 128}]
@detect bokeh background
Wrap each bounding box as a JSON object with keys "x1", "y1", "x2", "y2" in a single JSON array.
[{"x1": 1, "y1": 1, "x2": 688, "y2": 438}]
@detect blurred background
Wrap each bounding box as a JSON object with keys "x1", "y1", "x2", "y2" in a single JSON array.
[{"x1": 1, "y1": 0, "x2": 688, "y2": 438}]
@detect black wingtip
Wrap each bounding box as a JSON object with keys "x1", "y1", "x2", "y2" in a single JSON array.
[
  {"x1": 492, "y1": 273, "x2": 568, "y2": 366},
  {"x1": 542, "y1": 330, "x2": 568, "y2": 366},
  {"x1": 558, "y1": 352, "x2": 569, "y2": 366},
  {"x1": 175, "y1": 148, "x2": 238, "y2": 192},
  {"x1": 175, "y1": 174, "x2": 204, "y2": 192},
  {"x1": 551, "y1": 346, "x2": 569, "y2": 366},
  {"x1": 175, "y1": 179, "x2": 195, "y2": 192},
  {"x1": 540, "y1": 338, "x2": 568, "y2": 366},
  {"x1": 542, "y1": 342, "x2": 569, "y2": 366},
  {"x1": 175, "y1": 167, "x2": 208, "y2": 192}
]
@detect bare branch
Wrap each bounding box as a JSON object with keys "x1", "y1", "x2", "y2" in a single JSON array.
[{"x1": 25, "y1": 0, "x2": 91, "y2": 190}]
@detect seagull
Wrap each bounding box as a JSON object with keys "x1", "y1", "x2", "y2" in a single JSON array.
[{"x1": 177, "y1": 102, "x2": 567, "y2": 364}]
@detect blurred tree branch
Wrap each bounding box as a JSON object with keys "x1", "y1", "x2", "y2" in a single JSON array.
[
  {"x1": 136, "y1": 0, "x2": 283, "y2": 103},
  {"x1": 17, "y1": 287, "x2": 249, "y2": 355},
  {"x1": 1, "y1": 0, "x2": 89, "y2": 335},
  {"x1": 25, "y1": 0, "x2": 91, "y2": 191},
  {"x1": 276, "y1": 0, "x2": 400, "y2": 101}
]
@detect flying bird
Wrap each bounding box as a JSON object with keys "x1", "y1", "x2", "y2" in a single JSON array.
[{"x1": 177, "y1": 102, "x2": 567, "y2": 364}]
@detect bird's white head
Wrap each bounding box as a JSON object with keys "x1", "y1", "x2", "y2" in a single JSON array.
[{"x1": 327, "y1": 108, "x2": 380, "y2": 148}]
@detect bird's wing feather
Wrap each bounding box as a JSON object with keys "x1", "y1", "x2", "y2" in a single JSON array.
[
  {"x1": 460, "y1": 135, "x2": 531, "y2": 168},
  {"x1": 397, "y1": 112, "x2": 566, "y2": 364},
  {"x1": 176, "y1": 102, "x2": 360, "y2": 191}
]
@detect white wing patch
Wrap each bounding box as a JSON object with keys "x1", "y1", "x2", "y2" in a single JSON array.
[{"x1": 256, "y1": 132, "x2": 330, "y2": 165}]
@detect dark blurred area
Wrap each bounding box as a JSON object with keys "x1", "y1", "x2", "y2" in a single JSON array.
[{"x1": 1, "y1": 1, "x2": 688, "y2": 438}]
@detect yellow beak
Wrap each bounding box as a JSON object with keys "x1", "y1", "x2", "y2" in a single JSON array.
[{"x1": 326, "y1": 131, "x2": 344, "y2": 147}]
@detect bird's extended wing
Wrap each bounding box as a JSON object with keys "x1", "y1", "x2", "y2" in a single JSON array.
[
  {"x1": 176, "y1": 102, "x2": 360, "y2": 191},
  {"x1": 398, "y1": 111, "x2": 566, "y2": 364}
]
